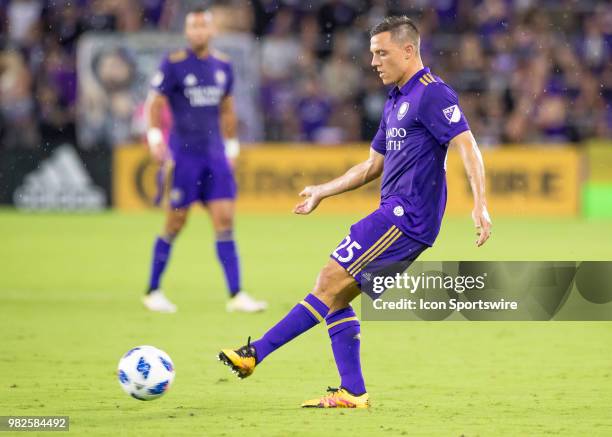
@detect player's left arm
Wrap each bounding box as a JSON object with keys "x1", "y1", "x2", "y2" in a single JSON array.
[
  {"x1": 420, "y1": 82, "x2": 492, "y2": 247},
  {"x1": 220, "y1": 95, "x2": 240, "y2": 166},
  {"x1": 450, "y1": 130, "x2": 492, "y2": 247}
]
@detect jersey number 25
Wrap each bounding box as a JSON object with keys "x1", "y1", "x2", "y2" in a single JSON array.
[{"x1": 332, "y1": 236, "x2": 362, "y2": 263}]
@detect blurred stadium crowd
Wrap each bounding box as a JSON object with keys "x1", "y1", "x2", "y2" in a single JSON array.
[{"x1": 0, "y1": 0, "x2": 610, "y2": 149}]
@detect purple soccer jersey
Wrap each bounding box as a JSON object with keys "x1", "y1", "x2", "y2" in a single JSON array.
[
  {"x1": 371, "y1": 67, "x2": 470, "y2": 246},
  {"x1": 331, "y1": 68, "x2": 469, "y2": 286},
  {"x1": 151, "y1": 49, "x2": 237, "y2": 207},
  {"x1": 151, "y1": 48, "x2": 234, "y2": 156}
]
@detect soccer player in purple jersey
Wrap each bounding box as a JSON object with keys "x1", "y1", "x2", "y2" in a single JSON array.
[
  {"x1": 143, "y1": 7, "x2": 267, "y2": 313},
  {"x1": 219, "y1": 16, "x2": 492, "y2": 407}
]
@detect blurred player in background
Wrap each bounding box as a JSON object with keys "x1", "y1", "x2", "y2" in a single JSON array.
[
  {"x1": 219, "y1": 16, "x2": 491, "y2": 407},
  {"x1": 143, "y1": 7, "x2": 267, "y2": 313}
]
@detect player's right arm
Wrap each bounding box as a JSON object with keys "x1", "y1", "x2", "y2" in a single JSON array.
[
  {"x1": 145, "y1": 90, "x2": 168, "y2": 162},
  {"x1": 293, "y1": 147, "x2": 384, "y2": 215},
  {"x1": 146, "y1": 55, "x2": 178, "y2": 162},
  {"x1": 295, "y1": 109, "x2": 388, "y2": 215}
]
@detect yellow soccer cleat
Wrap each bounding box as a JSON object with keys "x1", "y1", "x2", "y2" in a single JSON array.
[
  {"x1": 217, "y1": 337, "x2": 257, "y2": 379},
  {"x1": 301, "y1": 387, "x2": 370, "y2": 409}
]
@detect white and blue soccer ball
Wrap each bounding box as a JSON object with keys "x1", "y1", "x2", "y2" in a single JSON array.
[{"x1": 117, "y1": 345, "x2": 175, "y2": 401}]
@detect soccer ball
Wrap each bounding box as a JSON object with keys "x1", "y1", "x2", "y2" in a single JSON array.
[{"x1": 117, "y1": 345, "x2": 175, "y2": 401}]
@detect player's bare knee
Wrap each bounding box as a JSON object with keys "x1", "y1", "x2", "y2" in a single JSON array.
[
  {"x1": 313, "y1": 263, "x2": 356, "y2": 308},
  {"x1": 313, "y1": 285, "x2": 353, "y2": 309},
  {"x1": 164, "y1": 209, "x2": 188, "y2": 237},
  {"x1": 326, "y1": 286, "x2": 361, "y2": 313},
  {"x1": 164, "y1": 222, "x2": 183, "y2": 238},
  {"x1": 213, "y1": 215, "x2": 233, "y2": 233},
  {"x1": 207, "y1": 200, "x2": 235, "y2": 232}
]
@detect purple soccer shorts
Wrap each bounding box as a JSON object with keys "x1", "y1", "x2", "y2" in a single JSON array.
[
  {"x1": 156, "y1": 152, "x2": 236, "y2": 209},
  {"x1": 330, "y1": 208, "x2": 429, "y2": 288}
]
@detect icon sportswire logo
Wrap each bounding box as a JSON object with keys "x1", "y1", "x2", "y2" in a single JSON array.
[{"x1": 13, "y1": 144, "x2": 105, "y2": 210}]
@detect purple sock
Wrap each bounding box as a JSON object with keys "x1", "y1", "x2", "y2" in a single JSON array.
[
  {"x1": 326, "y1": 306, "x2": 366, "y2": 396},
  {"x1": 215, "y1": 236, "x2": 241, "y2": 296},
  {"x1": 251, "y1": 293, "x2": 329, "y2": 363},
  {"x1": 148, "y1": 236, "x2": 172, "y2": 292}
]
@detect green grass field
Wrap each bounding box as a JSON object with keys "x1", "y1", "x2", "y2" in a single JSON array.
[{"x1": 1, "y1": 209, "x2": 612, "y2": 436}]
